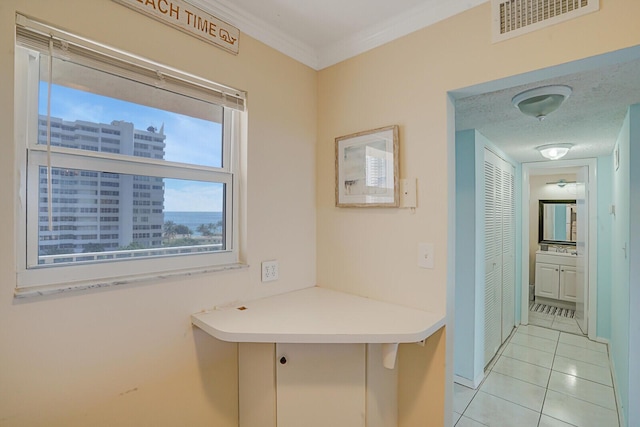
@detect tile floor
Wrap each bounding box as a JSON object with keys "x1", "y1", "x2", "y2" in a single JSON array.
[
  {"x1": 528, "y1": 306, "x2": 585, "y2": 335},
  {"x1": 453, "y1": 324, "x2": 619, "y2": 427}
]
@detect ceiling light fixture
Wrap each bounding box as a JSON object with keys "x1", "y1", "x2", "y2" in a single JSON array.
[
  {"x1": 546, "y1": 179, "x2": 576, "y2": 188},
  {"x1": 512, "y1": 85, "x2": 572, "y2": 121},
  {"x1": 537, "y1": 143, "x2": 573, "y2": 160}
]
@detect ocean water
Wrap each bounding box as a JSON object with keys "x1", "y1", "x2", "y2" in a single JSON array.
[{"x1": 164, "y1": 211, "x2": 223, "y2": 236}]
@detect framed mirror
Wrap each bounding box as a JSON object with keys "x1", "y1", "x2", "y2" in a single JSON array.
[{"x1": 538, "y1": 199, "x2": 577, "y2": 245}]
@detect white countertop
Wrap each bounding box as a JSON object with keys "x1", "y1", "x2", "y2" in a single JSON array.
[
  {"x1": 191, "y1": 286, "x2": 446, "y2": 344},
  {"x1": 536, "y1": 249, "x2": 577, "y2": 257}
]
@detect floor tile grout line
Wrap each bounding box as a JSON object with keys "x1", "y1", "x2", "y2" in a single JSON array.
[
  {"x1": 511, "y1": 332, "x2": 560, "y2": 346},
  {"x1": 550, "y1": 363, "x2": 614, "y2": 387},
  {"x1": 553, "y1": 351, "x2": 611, "y2": 370},
  {"x1": 471, "y1": 389, "x2": 544, "y2": 418},
  {"x1": 454, "y1": 323, "x2": 620, "y2": 427},
  {"x1": 536, "y1": 332, "x2": 559, "y2": 426},
  {"x1": 507, "y1": 339, "x2": 558, "y2": 355},
  {"x1": 539, "y1": 413, "x2": 581, "y2": 427},
  {"x1": 528, "y1": 312, "x2": 587, "y2": 337},
  {"x1": 478, "y1": 383, "x2": 546, "y2": 414},
  {"x1": 544, "y1": 388, "x2": 620, "y2": 414},
  {"x1": 556, "y1": 339, "x2": 609, "y2": 356},
  {"x1": 545, "y1": 328, "x2": 619, "y2": 420},
  {"x1": 550, "y1": 368, "x2": 616, "y2": 389}
]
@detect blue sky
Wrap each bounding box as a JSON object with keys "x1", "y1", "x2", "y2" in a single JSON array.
[{"x1": 39, "y1": 83, "x2": 225, "y2": 211}]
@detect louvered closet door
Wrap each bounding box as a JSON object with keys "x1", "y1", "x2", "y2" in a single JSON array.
[
  {"x1": 501, "y1": 163, "x2": 515, "y2": 340},
  {"x1": 484, "y1": 150, "x2": 503, "y2": 366}
]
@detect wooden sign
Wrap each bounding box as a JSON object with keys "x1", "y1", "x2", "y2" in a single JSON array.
[{"x1": 113, "y1": 0, "x2": 239, "y2": 54}]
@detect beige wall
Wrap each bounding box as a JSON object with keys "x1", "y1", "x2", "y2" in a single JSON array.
[
  {"x1": 0, "y1": 1, "x2": 316, "y2": 426},
  {"x1": 2, "y1": 0, "x2": 640, "y2": 425},
  {"x1": 317, "y1": 1, "x2": 640, "y2": 425}
]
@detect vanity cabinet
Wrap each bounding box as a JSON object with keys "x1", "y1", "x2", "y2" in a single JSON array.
[
  {"x1": 559, "y1": 265, "x2": 577, "y2": 301},
  {"x1": 534, "y1": 252, "x2": 577, "y2": 302}
]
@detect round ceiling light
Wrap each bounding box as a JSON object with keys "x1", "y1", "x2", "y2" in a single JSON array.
[
  {"x1": 536, "y1": 143, "x2": 573, "y2": 160},
  {"x1": 512, "y1": 85, "x2": 572, "y2": 121}
]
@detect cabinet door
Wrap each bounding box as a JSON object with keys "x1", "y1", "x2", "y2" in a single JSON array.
[
  {"x1": 560, "y1": 266, "x2": 577, "y2": 302},
  {"x1": 535, "y1": 262, "x2": 559, "y2": 299},
  {"x1": 276, "y1": 343, "x2": 365, "y2": 427}
]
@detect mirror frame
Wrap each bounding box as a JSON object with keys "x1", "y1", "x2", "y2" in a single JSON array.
[{"x1": 538, "y1": 199, "x2": 577, "y2": 245}]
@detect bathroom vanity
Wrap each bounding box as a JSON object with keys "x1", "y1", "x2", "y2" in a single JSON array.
[{"x1": 534, "y1": 250, "x2": 577, "y2": 303}]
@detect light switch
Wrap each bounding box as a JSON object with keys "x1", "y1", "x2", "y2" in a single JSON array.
[{"x1": 418, "y1": 243, "x2": 434, "y2": 269}]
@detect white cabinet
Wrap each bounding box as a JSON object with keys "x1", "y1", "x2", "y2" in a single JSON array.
[
  {"x1": 534, "y1": 252, "x2": 577, "y2": 302},
  {"x1": 275, "y1": 344, "x2": 368, "y2": 427},
  {"x1": 535, "y1": 262, "x2": 560, "y2": 299},
  {"x1": 560, "y1": 265, "x2": 577, "y2": 302}
]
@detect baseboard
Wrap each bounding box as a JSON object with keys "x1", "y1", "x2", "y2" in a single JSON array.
[
  {"x1": 609, "y1": 354, "x2": 626, "y2": 427},
  {"x1": 454, "y1": 372, "x2": 484, "y2": 390}
]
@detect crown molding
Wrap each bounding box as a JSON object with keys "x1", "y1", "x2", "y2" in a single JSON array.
[
  {"x1": 189, "y1": 0, "x2": 319, "y2": 69},
  {"x1": 318, "y1": 0, "x2": 486, "y2": 69},
  {"x1": 191, "y1": 0, "x2": 486, "y2": 70}
]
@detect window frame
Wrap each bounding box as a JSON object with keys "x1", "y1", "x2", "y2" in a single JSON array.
[{"x1": 14, "y1": 15, "x2": 245, "y2": 295}]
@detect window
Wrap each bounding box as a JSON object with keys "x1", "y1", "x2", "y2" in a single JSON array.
[{"x1": 14, "y1": 15, "x2": 246, "y2": 293}]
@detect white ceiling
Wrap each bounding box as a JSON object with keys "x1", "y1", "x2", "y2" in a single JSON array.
[
  {"x1": 194, "y1": 0, "x2": 486, "y2": 70},
  {"x1": 192, "y1": 0, "x2": 640, "y2": 166}
]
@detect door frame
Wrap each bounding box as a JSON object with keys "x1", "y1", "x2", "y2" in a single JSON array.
[{"x1": 521, "y1": 159, "x2": 597, "y2": 340}]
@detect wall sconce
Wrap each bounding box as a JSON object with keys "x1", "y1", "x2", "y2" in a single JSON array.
[
  {"x1": 546, "y1": 179, "x2": 576, "y2": 188},
  {"x1": 536, "y1": 143, "x2": 573, "y2": 160},
  {"x1": 512, "y1": 85, "x2": 572, "y2": 121}
]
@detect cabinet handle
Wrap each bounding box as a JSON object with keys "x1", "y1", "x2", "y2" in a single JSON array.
[{"x1": 279, "y1": 356, "x2": 287, "y2": 365}]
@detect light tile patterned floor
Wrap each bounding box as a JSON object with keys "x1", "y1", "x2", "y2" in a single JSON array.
[
  {"x1": 453, "y1": 325, "x2": 619, "y2": 427},
  {"x1": 528, "y1": 309, "x2": 584, "y2": 335}
]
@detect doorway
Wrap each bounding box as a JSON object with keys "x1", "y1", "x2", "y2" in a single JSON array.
[{"x1": 521, "y1": 161, "x2": 598, "y2": 339}]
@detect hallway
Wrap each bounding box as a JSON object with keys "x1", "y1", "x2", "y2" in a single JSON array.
[{"x1": 453, "y1": 324, "x2": 618, "y2": 427}]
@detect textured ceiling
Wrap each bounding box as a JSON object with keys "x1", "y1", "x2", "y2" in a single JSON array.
[{"x1": 455, "y1": 57, "x2": 640, "y2": 163}]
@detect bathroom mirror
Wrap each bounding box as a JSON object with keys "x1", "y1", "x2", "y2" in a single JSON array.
[{"x1": 538, "y1": 199, "x2": 577, "y2": 245}]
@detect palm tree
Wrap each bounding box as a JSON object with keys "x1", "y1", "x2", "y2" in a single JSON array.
[
  {"x1": 197, "y1": 223, "x2": 213, "y2": 236},
  {"x1": 174, "y1": 224, "x2": 192, "y2": 236},
  {"x1": 164, "y1": 220, "x2": 177, "y2": 241}
]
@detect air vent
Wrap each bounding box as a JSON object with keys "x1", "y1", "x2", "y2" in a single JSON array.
[{"x1": 492, "y1": 0, "x2": 599, "y2": 42}]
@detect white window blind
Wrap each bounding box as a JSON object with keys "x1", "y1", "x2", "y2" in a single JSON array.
[{"x1": 16, "y1": 14, "x2": 246, "y2": 112}]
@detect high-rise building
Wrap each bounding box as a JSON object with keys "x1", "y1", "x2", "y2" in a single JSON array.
[{"x1": 37, "y1": 116, "x2": 166, "y2": 256}]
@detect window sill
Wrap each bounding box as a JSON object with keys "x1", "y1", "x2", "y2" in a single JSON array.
[{"x1": 14, "y1": 262, "x2": 248, "y2": 299}]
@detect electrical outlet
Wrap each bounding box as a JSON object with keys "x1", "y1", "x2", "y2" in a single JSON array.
[{"x1": 261, "y1": 260, "x2": 279, "y2": 282}]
